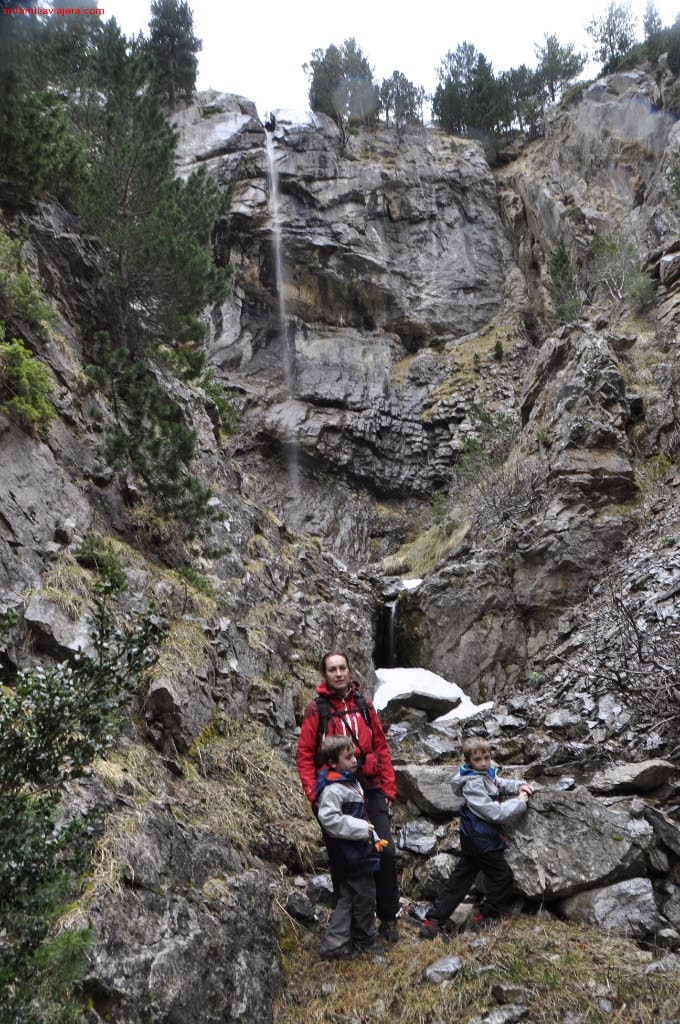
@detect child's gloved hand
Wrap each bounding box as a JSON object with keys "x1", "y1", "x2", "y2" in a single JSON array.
[{"x1": 371, "y1": 829, "x2": 388, "y2": 852}]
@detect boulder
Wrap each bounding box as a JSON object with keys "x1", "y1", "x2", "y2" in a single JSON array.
[
  {"x1": 385, "y1": 690, "x2": 462, "y2": 721},
  {"x1": 387, "y1": 719, "x2": 462, "y2": 764},
  {"x1": 145, "y1": 670, "x2": 216, "y2": 755},
  {"x1": 394, "y1": 765, "x2": 463, "y2": 816},
  {"x1": 285, "y1": 890, "x2": 316, "y2": 921},
  {"x1": 398, "y1": 819, "x2": 439, "y2": 855},
  {"x1": 559, "y1": 877, "x2": 666, "y2": 939},
  {"x1": 24, "y1": 593, "x2": 94, "y2": 658},
  {"x1": 644, "y1": 806, "x2": 680, "y2": 857},
  {"x1": 87, "y1": 868, "x2": 281, "y2": 1024},
  {"x1": 412, "y1": 853, "x2": 457, "y2": 900},
  {"x1": 588, "y1": 759, "x2": 677, "y2": 795},
  {"x1": 506, "y1": 787, "x2": 654, "y2": 900},
  {"x1": 85, "y1": 804, "x2": 280, "y2": 1024}
]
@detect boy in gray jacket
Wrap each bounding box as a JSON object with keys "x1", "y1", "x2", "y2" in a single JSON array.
[
  {"x1": 419, "y1": 736, "x2": 533, "y2": 937},
  {"x1": 316, "y1": 736, "x2": 385, "y2": 959}
]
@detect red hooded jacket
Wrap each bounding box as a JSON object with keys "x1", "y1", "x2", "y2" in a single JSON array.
[{"x1": 296, "y1": 680, "x2": 397, "y2": 803}]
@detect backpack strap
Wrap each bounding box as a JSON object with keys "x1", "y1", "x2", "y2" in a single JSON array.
[{"x1": 314, "y1": 691, "x2": 373, "y2": 767}]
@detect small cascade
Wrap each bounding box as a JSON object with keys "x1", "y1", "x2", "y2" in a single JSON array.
[
  {"x1": 264, "y1": 127, "x2": 300, "y2": 495},
  {"x1": 374, "y1": 597, "x2": 398, "y2": 668}
]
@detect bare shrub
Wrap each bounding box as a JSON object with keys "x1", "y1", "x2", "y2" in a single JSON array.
[
  {"x1": 450, "y1": 405, "x2": 557, "y2": 544},
  {"x1": 554, "y1": 570, "x2": 680, "y2": 736}
]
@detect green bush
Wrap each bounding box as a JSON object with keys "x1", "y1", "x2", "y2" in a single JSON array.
[
  {"x1": 199, "y1": 368, "x2": 239, "y2": 436},
  {"x1": 0, "y1": 334, "x2": 55, "y2": 432},
  {"x1": 0, "y1": 228, "x2": 53, "y2": 327},
  {"x1": 75, "y1": 532, "x2": 128, "y2": 591},
  {"x1": 178, "y1": 564, "x2": 217, "y2": 599},
  {"x1": 550, "y1": 242, "x2": 581, "y2": 323},
  {"x1": 0, "y1": 578, "x2": 164, "y2": 1023}
]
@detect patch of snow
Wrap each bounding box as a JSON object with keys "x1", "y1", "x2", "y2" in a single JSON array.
[
  {"x1": 401, "y1": 578, "x2": 423, "y2": 590},
  {"x1": 374, "y1": 666, "x2": 494, "y2": 720}
]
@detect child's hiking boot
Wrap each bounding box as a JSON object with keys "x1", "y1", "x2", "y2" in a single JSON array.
[
  {"x1": 470, "y1": 911, "x2": 498, "y2": 932},
  {"x1": 418, "y1": 917, "x2": 442, "y2": 939},
  {"x1": 378, "y1": 919, "x2": 399, "y2": 943},
  {"x1": 321, "y1": 943, "x2": 360, "y2": 960},
  {"x1": 354, "y1": 941, "x2": 387, "y2": 957},
  {"x1": 407, "y1": 904, "x2": 429, "y2": 923}
]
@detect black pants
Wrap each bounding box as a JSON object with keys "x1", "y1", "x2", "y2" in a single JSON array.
[
  {"x1": 321, "y1": 788, "x2": 400, "y2": 922},
  {"x1": 364, "y1": 788, "x2": 400, "y2": 922},
  {"x1": 427, "y1": 843, "x2": 514, "y2": 922}
]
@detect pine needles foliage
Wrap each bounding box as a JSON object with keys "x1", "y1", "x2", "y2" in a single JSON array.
[{"x1": 86, "y1": 332, "x2": 213, "y2": 522}]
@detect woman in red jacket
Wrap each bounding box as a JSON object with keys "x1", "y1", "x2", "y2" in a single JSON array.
[{"x1": 296, "y1": 650, "x2": 400, "y2": 943}]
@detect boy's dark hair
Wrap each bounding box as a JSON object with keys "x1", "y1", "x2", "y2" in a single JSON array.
[
  {"x1": 320, "y1": 650, "x2": 351, "y2": 675},
  {"x1": 321, "y1": 735, "x2": 355, "y2": 766},
  {"x1": 462, "y1": 736, "x2": 492, "y2": 762}
]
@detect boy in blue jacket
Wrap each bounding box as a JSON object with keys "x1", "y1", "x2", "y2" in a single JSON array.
[
  {"x1": 419, "y1": 736, "x2": 533, "y2": 938},
  {"x1": 316, "y1": 735, "x2": 385, "y2": 960}
]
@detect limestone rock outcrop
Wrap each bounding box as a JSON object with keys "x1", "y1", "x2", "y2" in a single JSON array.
[
  {"x1": 173, "y1": 100, "x2": 527, "y2": 500},
  {"x1": 84, "y1": 802, "x2": 281, "y2": 1024}
]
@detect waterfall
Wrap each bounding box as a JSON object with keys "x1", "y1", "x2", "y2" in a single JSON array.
[
  {"x1": 385, "y1": 599, "x2": 397, "y2": 668},
  {"x1": 264, "y1": 128, "x2": 300, "y2": 495},
  {"x1": 374, "y1": 598, "x2": 398, "y2": 668}
]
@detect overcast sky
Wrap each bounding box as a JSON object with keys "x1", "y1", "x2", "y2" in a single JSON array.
[{"x1": 109, "y1": 0, "x2": 680, "y2": 119}]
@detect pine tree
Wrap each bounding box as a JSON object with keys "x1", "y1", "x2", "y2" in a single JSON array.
[
  {"x1": 379, "y1": 71, "x2": 424, "y2": 132},
  {"x1": 534, "y1": 34, "x2": 587, "y2": 103},
  {"x1": 433, "y1": 43, "x2": 509, "y2": 137},
  {"x1": 79, "y1": 27, "x2": 227, "y2": 353},
  {"x1": 502, "y1": 65, "x2": 543, "y2": 136},
  {"x1": 146, "y1": 0, "x2": 201, "y2": 107},
  {"x1": 643, "y1": 1, "x2": 662, "y2": 40},
  {"x1": 0, "y1": 15, "x2": 87, "y2": 206},
  {"x1": 305, "y1": 38, "x2": 378, "y2": 138},
  {"x1": 586, "y1": 1, "x2": 638, "y2": 70}
]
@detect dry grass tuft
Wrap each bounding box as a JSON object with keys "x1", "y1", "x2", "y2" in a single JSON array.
[
  {"x1": 382, "y1": 518, "x2": 469, "y2": 578},
  {"x1": 85, "y1": 743, "x2": 169, "y2": 902},
  {"x1": 93, "y1": 742, "x2": 167, "y2": 799},
  {"x1": 42, "y1": 553, "x2": 93, "y2": 605},
  {"x1": 177, "y1": 721, "x2": 321, "y2": 871},
  {"x1": 149, "y1": 618, "x2": 212, "y2": 684},
  {"x1": 273, "y1": 914, "x2": 680, "y2": 1024}
]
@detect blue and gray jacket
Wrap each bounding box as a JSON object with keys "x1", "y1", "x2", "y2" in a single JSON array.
[
  {"x1": 316, "y1": 768, "x2": 381, "y2": 878},
  {"x1": 453, "y1": 764, "x2": 528, "y2": 854}
]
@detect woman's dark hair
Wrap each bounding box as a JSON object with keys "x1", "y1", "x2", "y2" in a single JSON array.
[{"x1": 320, "y1": 650, "x2": 351, "y2": 676}]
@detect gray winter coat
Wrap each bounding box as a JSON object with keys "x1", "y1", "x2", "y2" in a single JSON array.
[{"x1": 452, "y1": 767, "x2": 527, "y2": 825}]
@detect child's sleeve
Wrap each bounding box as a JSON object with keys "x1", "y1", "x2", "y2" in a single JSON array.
[
  {"x1": 465, "y1": 776, "x2": 528, "y2": 825},
  {"x1": 317, "y1": 788, "x2": 373, "y2": 841},
  {"x1": 496, "y1": 776, "x2": 523, "y2": 797}
]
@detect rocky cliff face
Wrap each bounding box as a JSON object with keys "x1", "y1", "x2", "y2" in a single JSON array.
[
  {"x1": 176, "y1": 96, "x2": 527, "y2": 522},
  {"x1": 3, "y1": 66, "x2": 680, "y2": 1023}
]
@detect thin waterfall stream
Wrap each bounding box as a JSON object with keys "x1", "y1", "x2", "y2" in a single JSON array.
[{"x1": 265, "y1": 128, "x2": 300, "y2": 496}]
